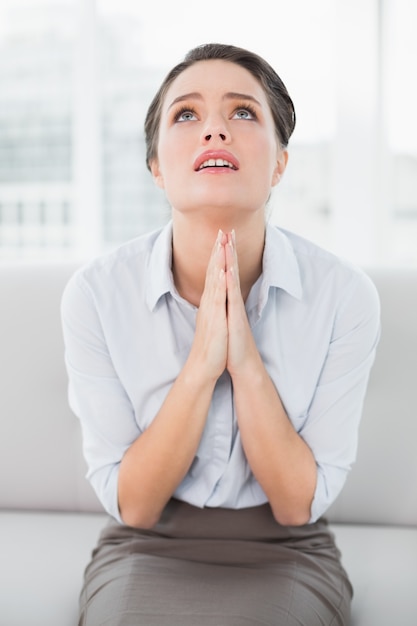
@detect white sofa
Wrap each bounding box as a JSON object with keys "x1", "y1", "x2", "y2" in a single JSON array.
[{"x1": 0, "y1": 261, "x2": 416, "y2": 626}]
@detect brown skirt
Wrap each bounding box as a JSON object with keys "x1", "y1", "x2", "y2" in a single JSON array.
[{"x1": 79, "y1": 499, "x2": 352, "y2": 626}]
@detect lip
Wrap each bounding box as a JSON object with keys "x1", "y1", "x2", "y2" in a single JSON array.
[{"x1": 193, "y1": 150, "x2": 240, "y2": 172}]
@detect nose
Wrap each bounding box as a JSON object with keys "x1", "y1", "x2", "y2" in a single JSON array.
[
  {"x1": 204, "y1": 133, "x2": 227, "y2": 141},
  {"x1": 201, "y1": 116, "x2": 231, "y2": 144}
]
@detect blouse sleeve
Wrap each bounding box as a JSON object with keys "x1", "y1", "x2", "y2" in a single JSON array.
[
  {"x1": 61, "y1": 270, "x2": 140, "y2": 523},
  {"x1": 304, "y1": 270, "x2": 381, "y2": 522}
]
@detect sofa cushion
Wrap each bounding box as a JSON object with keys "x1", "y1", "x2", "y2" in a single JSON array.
[
  {"x1": 327, "y1": 268, "x2": 417, "y2": 525},
  {"x1": 0, "y1": 511, "x2": 107, "y2": 626},
  {"x1": 1, "y1": 512, "x2": 416, "y2": 626},
  {"x1": 1, "y1": 264, "x2": 416, "y2": 526},
  {"x1": 0, "y1": 262, "x2": 102, "y2": 514},
  {"x1": 333, "y1": 523, "x2": 417, "y2": 625}
]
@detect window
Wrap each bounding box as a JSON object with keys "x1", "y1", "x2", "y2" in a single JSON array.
[
  {"x1": 0, "y1": 0, "x2": 74, "y2": 255},
  {"x1": 0, "y1": 0, "x2": 415, "y2": 267},
  {"x1": 383, "y1": 0, "x2": 417, "y2": 264}
]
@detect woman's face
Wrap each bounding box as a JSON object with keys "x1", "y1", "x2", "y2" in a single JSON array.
[{"x1": 150, "y1": 60, "x2": 288, "y2": 221}]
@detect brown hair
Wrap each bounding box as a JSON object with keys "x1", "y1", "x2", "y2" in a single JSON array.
[{"x1": 144, "y1": 43, "x2": 296, "y2": 171}]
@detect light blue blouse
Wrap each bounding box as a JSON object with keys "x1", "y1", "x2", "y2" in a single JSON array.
[{"x1": 61, "y1": 221, "x2": 380, "y2": 524}]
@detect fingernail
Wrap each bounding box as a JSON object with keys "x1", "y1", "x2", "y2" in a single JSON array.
[{"x1": 217, "y1": 229, "x2": 224, "y2": 243}]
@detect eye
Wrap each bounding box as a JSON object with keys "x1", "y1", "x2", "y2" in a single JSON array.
[
  {"x1": 174, "y1": 107, "x2": 198, "y2": 122},
  {"x1": 232, "y1": 105, "x2": 257, "y2": 120}
]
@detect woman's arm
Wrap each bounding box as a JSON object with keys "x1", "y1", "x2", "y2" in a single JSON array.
[
  {"x1": 231, "y1": 365, "x2": 317, "y2": 526},
  {"x1": 118, "y1": 232, "x2": 229, "y2": 528},
  {"x1": 225, "y1": 234, "x2": 316, "y2": 526},
  {"x1": 225, "y1": 232, "x2": 380, "y2": 526},
  {"x1": 117, "y1": 361, "x2": 216, "y2": 528}
]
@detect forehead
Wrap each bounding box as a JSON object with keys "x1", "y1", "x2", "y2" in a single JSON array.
[{"x1": 162, "y1": 59, "x2": 268, "y2": 109}]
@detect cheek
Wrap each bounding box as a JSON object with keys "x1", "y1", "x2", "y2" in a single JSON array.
[
  {"x1": 257, "y1": 141, "x2": 280, "y2": 182},
  {"x1": 252, "y1": 129, "x2": 277, "y2": 160},
  {"x1": 157, "y1": 133, "x2": 187, "y2": 173}
]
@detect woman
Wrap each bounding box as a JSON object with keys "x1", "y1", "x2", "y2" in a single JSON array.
[{"x1": 62, "y1": 43, "x2": 380, "y2": 625}]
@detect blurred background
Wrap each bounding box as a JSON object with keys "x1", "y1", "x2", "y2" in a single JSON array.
[{"x1": 0, "y1": 0, "x2": 415, "y2": 267}]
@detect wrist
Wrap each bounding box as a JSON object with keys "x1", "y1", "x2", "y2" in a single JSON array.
[
  {"x1": 182, "y1": 353, "x2": 222, "y2": 389},
  {"x1": 228, "y1": 354, "x2": 266, "y2": 387}
]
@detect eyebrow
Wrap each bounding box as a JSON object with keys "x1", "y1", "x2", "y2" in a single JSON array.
[
  {"x1": 225, "y1": 92, "x2": 262, "y2": 107},
  {"x1": 167, "y1": 91, "x2": 262, "y2": 110}
]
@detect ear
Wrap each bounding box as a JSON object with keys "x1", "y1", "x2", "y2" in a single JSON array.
[
  {"x1": 271, "y1": 149, "x2": 288, "y2": 187},
  {"x1": 150, "y1": 159, "x2": 165, "y2": 189}
]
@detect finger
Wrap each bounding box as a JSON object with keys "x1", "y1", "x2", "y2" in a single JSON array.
[
  {"x1": 201, "y1": 230, "x2": 227, "y2": 306},
  {"x1": 193, "y1": 232, "x2": 228, "y2": 378},
  {"x1": 225, "y1": 230, "x2": 241, "y2": 292},
  {"x1": 208, "y1": 230, "x2": 226, "y2": 275}
]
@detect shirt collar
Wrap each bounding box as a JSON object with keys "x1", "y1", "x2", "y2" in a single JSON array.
[
  {"x1": 261, "y1": 223, "x2": 303, "y2": 300},
  {"x1": 145, "y1": 221, "x2": 175, "y2": 311},
  {"x1": 145, "y1": 221, "x2": 303, "y2": 312}
]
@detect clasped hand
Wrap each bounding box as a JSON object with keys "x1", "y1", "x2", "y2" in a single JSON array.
[{"x1": 191, "y1": 229, "x2": 258, "y2": 381}]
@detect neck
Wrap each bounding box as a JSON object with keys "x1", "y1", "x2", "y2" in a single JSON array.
[{"x1": 171, "y1": 211, "x2": 266, "y2": 306}]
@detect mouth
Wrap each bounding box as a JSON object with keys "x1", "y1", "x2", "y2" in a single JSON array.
[
  {"x1": 194, "y1": 151, "x2": 239, "y2": 172},
  {"x1": 197, "y1": 158, "x2": 237, "y2": 171}
]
